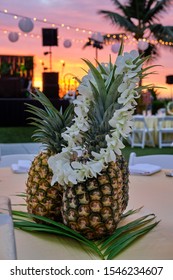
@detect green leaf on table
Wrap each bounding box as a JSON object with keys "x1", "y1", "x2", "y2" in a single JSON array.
[
  {"x1": 12, "y1": 210, "x2": 104, "y2": 259},
  {"x1": 12, "y1": 206, "x2": 159, "y2": 260}
]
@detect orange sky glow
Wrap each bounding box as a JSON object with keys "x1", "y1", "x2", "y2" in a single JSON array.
[{"x1": 1, "y1": 0, "x2": 173, "y2": 99}]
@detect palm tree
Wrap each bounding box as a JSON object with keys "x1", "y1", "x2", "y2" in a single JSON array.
[
  {"x1": 97, "y1": 0, "x2": 173, "y2": 113},
  {"x1": 98, "y1": 0, "x2": 173, "y2": 61}
]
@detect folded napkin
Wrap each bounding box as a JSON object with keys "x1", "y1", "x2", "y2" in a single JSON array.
[
  {"x1": 11, "y1": 160, "x2": 32, "y2": 173},
  {"x1": 129, "y1": 163, "x2": 161, "y2": 175}
]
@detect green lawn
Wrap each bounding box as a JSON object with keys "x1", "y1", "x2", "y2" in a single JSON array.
[
  {"x1": 0, "y1": 126, "x2": 172, "y2": 161},
  {"x1": 122, "y1": 145, "x2": 173, "y2": 161},
  {"x1": 0, "y1": 126, "x2": 36, "y2": 143}
]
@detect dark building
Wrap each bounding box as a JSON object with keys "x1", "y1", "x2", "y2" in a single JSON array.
[{"x1": 0, "y1": 55, "x2": 34, "y2": 98}]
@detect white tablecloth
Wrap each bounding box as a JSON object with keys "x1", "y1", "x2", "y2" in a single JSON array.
[{"x1": 0, "y1": 168, "x2": 173, "y2": 259}]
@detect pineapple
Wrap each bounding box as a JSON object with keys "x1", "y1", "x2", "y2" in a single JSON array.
[
  {"x1": 26, "y1": 151, "x2": 63, "y2": 222},
  {"x1": 62, "y1": 156, "x2": 129, "y2": 240},
  {"x1": 26, "y1": 90, "x2": 74, "y2": 222},
  {"x1": 25, "y1": 46, "x2": 149, "y2": 240},
  {"x1": 48, "y1": 47, "x2": 148, "y2": 239}
]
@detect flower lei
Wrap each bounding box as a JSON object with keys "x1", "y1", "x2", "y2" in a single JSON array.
[{"x1": 48, "y1": 50, "x2": 145, "y2": 186}]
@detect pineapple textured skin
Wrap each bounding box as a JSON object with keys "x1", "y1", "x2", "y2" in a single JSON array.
[
  {"x1": 62, "y1": 155, "x2": 129, "y2": 240},
  {"x1": 26, "y1": 152, "x2": 63, "y2": 222}
]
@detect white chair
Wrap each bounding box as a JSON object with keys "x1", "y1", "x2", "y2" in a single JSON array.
[
  {"x1": 129, "y1": 152, "x2": 173, "y2": 169},
  {"x1": 0, "y1": 154, "x2": 36, "y2": 168},
  {"x1": 157, "y1": 116, "x2": 173, "y2": 148},
  {"x1": 130, "y1": 115, "x2": 155, "y2": 148}
]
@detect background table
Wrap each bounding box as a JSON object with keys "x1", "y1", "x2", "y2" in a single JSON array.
[{"x1": 0, "y1": 167, "x2": 173, "y2": 259}]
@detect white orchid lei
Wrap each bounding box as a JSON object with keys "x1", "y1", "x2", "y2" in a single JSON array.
[{"x1": 48, "y1": 48, "x2": 150, "y2": 186}]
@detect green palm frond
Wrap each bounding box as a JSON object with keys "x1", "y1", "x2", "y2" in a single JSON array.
[
  {"x1": 118, "y1": 0, "x2": 148, "y2": 20},
  {"x1": 149, "y1": 24, "x2": 173, "y2": 43},
  {"x1": 144, "y1": 0, "x2": 172, "y2": 22},
  {"x1": 12, "y1": 210, "x2": 103, "y2": 259},
  {"x1": 111, "y1": 0, "x2": 171, "y2": 22},
  {"x1": 98, "y1": 11, "x2": 137, "y2": 33},
  {"x1": 12, "y1": 207, "x2": 159, "y2": 260}
]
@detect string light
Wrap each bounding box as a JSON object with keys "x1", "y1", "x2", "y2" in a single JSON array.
[
  {"x1": 0, "y1": 9, "x2": 98, "y2": 35},
  {"x1": 1, "y1": 26, "x2": 173, "y2": 48},
  {"x1": 0, "y1": 27, "x2": 88, "y2": 44},
  {"x1": 1, "y1": 9, "x2": 173, "y2": 47}
]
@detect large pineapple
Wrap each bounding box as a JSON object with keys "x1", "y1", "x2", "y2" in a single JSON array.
[
  {"x1": 26, "y1": 90, "x2": 74, "y2": 222},
  {"x1": 62, "y1": 156, "x2": 129, "y2": 240},
  {"x1": 48, "y1": 47, "x2": 148, "y2": 239}
]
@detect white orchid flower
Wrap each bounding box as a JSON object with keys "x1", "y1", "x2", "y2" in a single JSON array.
[{"x1": 47, "y1": 49, "x2": 149, "y2": 186}]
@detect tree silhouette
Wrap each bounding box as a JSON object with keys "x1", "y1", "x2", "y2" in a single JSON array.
[{"x1": 98, "y1": 0, "x2": 173, "y2": 61}]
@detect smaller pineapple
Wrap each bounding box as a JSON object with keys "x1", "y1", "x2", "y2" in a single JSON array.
[
  {"x1": 25, "y1": 90, "x2": 74, "y2": 222},
  {"x1": 26, "y1": 151, "x2": 63, "y2": 222}
]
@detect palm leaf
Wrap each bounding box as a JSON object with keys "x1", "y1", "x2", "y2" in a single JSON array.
[
  {"x1": 98, "y1": 10, "x2": 137, "y2": 33},
  {"x1": 12, "y1": 210, "x2": 104, "y2": 259},
  {"x1": 100, "y1": 214, "x2": 156, "y2": 251},
  {"x1": 106, "y1": 222, "x2": 159, "y2": 260},
  {"x1": 121, "y1": 206, "x2": 144, "y2": 218},
  {"x1": 144, "y1": 0, "x2": 172, "y2": 22},
  {"x1": 12, "y1": 206, "x2": 159, "y2": 260}
]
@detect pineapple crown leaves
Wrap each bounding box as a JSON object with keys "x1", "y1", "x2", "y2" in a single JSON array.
[
  {"x1": 83, "y1": 57, "x2": 123, "y2": 110},
  {"x1": 48, "y1": 47, "x2": 158, "y2": 186},
  {"x1": 80, "y1": 54, "x2": 125, "y2": 127},
  {"x1": 25, "y1": 89, "x2": 74, "y2": 154}
]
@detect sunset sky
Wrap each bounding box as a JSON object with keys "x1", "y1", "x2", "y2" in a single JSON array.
[{"x1": 1, "y1": 0, "x2": 173, "y2": 98}]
